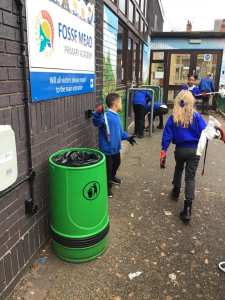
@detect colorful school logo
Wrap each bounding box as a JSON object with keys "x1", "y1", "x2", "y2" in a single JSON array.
[{"x1": 35, "y1": 10, "x2": 54, "y2": 56}]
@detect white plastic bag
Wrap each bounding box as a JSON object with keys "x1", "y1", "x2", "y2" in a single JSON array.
[{"x1": 196, "y1": 116, "x2": 221, "y2": 156}]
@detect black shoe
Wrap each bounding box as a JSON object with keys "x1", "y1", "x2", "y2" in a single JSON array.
[
  {"x1": 157, "y1": 125, "x2": 164, "y2": 130},
  {"x1": 137, "y1": 134, "x2": 144, "y2": 139},
  {"x1": 111, "y1": 177, "x2": 122, "y2": 185},
  {"x1": 171, "y1": 188, "x2": 180, "y2": 201},
  {"x1": 180, "y1": 200, "x2": 192, "y2": 224},
  {"x1": 108, "y1": 190, "x2": 113, "y2": 198}
]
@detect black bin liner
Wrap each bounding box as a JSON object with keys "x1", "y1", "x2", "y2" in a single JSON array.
[{"x1": 53, "y1": 150, "x2": 103, "y2": 167}]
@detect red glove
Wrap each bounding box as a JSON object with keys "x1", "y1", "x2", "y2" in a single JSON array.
[
  {"x1": 96, "y1": 104, "x2": 104, "y2": 114},
  {"x1": 160, "y1": 150, "x2": 167, "y2": 169},
  {"x1": 215, "y1": 127, "x2": 225, "y2": 143}
]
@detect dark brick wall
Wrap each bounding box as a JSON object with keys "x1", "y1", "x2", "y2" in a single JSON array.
[
  {"x1": 95, "y1": 0, "x2": 104, "y2": 101},
  {"x1": 0, "y1": 1, "x2": 103, "y2": 298}
]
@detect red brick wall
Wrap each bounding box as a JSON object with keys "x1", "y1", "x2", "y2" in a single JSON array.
[{"x1": 0, "y1": 0, "x2": 103, "y2": 298}]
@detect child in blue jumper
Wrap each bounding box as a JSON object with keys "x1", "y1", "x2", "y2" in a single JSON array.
[
  {"x1": 132, "y1": 91, "x2": 151, "y2": 138},
  {"x1": 181, "y1": 74, "x2": 200, "y2": 98},
  {"x1": 147, "y1": 101, "x2": 168, "y2": 129},
  {"x1": 160, "y1": 90, "x2": 206, "y2": 223},
  {"x1": 199, "y1": 73, "x2": 215, "y2": 115},
  {"x1": 93, "y1": 93, "x2": 136, "y2": 197}
]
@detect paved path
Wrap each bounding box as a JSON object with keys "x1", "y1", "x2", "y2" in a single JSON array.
[{"x1": 10, "y1": 114, "x2": 225, "y2": 300}]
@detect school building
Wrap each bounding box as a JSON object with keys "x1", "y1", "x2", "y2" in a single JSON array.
[
  {"x1": 149, "y1": 31, "x2": 225, "y2": 104},
  {"x1": 0, "y1": 0, "x2": 163, "y2": 298}
]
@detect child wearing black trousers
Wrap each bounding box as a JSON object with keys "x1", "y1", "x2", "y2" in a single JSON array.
[
  {"x1": 93, "y1": 93, "x2": 136, "y2": 198},
  {"x1": 160, "y1": 90, "x2": 207, "y2": 223}
]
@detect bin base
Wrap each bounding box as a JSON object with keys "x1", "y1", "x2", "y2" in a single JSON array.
[{"x1": 52, "y1": 235, "x2": 109, "y2": 263}]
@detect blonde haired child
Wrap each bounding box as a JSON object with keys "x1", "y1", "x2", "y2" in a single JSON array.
[{"x1": 160, "y1": 91, "x2": 206, "y2": 223}]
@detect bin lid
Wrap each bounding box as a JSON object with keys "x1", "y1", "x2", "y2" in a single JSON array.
[{"x1": 52, "y1": 150, "x2": 103, "y2": 167}]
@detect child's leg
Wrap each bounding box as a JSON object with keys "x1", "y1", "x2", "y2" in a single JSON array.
[
  {"x1": 172, "y1": 150, "x2": 185, "y2": 193},
  {"x1": 133, "y1": 105, "x2": 138, "y2": 135},
  {"x1": 105, "y1": 155, "x2": 113, "y2": 193},
  {"x1": 135, "y1": 105, "x2": 146, "y2": 137},
  {"x1": 158, "y1": 113, "x2": 164, "y2": 128},
  {"x1": 180, "y1": 150, "x2": 200, "y2": 223},
  {"x1": 139, "y1": 106, "x2": 147, "y2": 136},
  {"x1": 112, "y1": 153, "x2": 121, "y2": 179},
  {"x1": 201, "y1": 97, "x2": 205, "y2": 114},
  {"x1": 185, "y1": 153, "x2": 200, "y2": 201}
]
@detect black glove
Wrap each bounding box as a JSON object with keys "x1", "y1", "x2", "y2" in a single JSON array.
[{"x1": 127, "y1": 135, "x2": 137, "y2": 146}]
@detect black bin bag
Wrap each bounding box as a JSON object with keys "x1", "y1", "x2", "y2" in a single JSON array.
[{"x1": 53, "y1": 150, "x2": 103, "y2": 167}]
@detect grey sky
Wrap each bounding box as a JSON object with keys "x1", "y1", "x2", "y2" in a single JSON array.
[{"x1": 161, "y1": 0, "x2": 225, "y2": 31}]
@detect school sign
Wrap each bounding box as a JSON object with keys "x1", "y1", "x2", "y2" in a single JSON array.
[{"x1": 26, "y1": 0, "x2": 95, "y2": 102}]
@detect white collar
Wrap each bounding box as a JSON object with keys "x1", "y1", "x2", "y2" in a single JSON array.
[
  {"x1": 109, "y1": 109, "x2": 118, "y2": 115},
  {"x1": 188, "y1": 85, "x2": 196, "y2": 91}
]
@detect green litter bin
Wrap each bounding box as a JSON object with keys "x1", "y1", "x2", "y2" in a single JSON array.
[{"x1": 49, "y1": 148, "x2": 109, "y2": 263}]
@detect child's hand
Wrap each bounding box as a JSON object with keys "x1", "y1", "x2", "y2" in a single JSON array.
[
  {"x1": 96, "y1": 104, "x2": 104, "y2": 114},
  {"x1": 127, "y1": 135, "x2": 137, "y2": 146},
  {"x1": 160, "y1": 150, "x2": 167, "y2": 168}
]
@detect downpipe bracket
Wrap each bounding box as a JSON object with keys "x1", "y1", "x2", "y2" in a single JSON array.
[
  {"x1": 25, "y1": 170, "x2": 38, "y2": 215},
  {"x1": 25, "y1": 198, "x2": 38, "y2": 216}
]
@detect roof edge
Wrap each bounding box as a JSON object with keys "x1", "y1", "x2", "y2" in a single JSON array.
[{"x1": 151, "y1": 31, "x2": 225, "y2": 39}]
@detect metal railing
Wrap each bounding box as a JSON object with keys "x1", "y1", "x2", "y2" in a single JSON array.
[{"x1": 218, "y1": 94, "x2": 225, "y2": 114}]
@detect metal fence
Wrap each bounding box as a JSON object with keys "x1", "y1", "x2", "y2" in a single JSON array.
[{"x1": 217, "y1": 95, "x2": 225, "y2": 114}]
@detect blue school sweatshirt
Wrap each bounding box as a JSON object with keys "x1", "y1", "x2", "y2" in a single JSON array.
[
  {"x1": 162, "y1": 112, "x2": 206, "y2": 151},
  {"x1": 132, "y1": 91, "x2": 151, "y2": 109},
  {"x1": 181, "y1": 84, "x2": 201, "y2": 98},
  {"x1": 199, "y1": 77, "x2": 215, "y2": 92},
  {"x1": 93, "y1": 110, "x2": 129, "y2": 155}
]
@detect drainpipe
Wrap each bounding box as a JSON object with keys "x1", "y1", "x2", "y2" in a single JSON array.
[{"x1": 0, "y1": 0, "x2": 38, "y2": 215}]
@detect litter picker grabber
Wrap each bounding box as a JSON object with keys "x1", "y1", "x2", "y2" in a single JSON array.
[
  {"x1": 95, "y1": 103, "x2": 111, "y2": 142},
  {"x1": 196, "y1": 90, "x2": 225, "y2": 98},
  {"x1": 201, "y1": 138, "x2": 208, "y2": 176},
  {"x1": 103, "y1": 111, "x2": 111, "y2": 142}
]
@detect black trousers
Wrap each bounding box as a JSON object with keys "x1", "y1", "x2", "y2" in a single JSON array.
[
  {"x1": 133, "y1": 104, "x2": 147, "y2": 137},
  {"x1": 106, "y1": 153, "x2": 121, "y2": 190},
  {"x1": 153, "y1": 108, "x2": 164, "y2": 127},
  {"x1": 172, "y1": 148, "x2": 200, "y2": 202},
  {"x1": 147, "y1": 107, "x2": 165, "y2": 129},
  {"x1": 201, "y1": 90, "x2": 210, "y2": 114}
]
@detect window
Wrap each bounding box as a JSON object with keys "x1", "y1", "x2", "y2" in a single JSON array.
[
  {"x1": 143, "y1": 23, "x2": 146, "y2": 35},
  {"x1": 127, "y1": 38, "x2": 133, "y2": 81},
  {"x1": 117, "y1": 24, "x2": 125, "y2": 83},
  {"x1": 135, "y1": 11, "x2": 140, "y2": 30},
  {"x1": 128, "y1": 1, "x2": 134, "y2": 23},
  {"x1": 140, "y1": 0, "x2": 145, "y2": 12},
  {"x1": 138, "y1": 43, "x2": 143, "y2": 82},
  {"x1": 127, "y1": 36, "x2": 143, "y2": 84},
  {"x1": 132, "y1": 43, "x2": 137, "y2": 81},
  {"x1": 153, "y1": 52, "x2": 164, "y2": 61},
  {"x1": 151, "y1": 62, "x2": 164, "y2": 86},
  {"x1": 140, "y1": 18, "x2": 144, "y2": 34},
  {"x1": 144, "y1": 0, "x2": 147, "y2": 17},
  {"x1": 154, "y1": 14, "x2": 158, "y2": 31},
  {"x1": 169, "y1": 54, "x2": 191, "y2": 85},
  {"x1": 119, "y1": 0, "x2": 126, "y2": 14}
]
